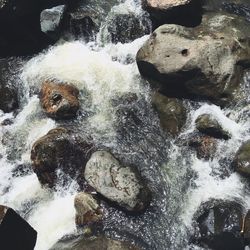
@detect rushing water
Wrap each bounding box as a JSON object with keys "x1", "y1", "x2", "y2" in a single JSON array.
[{"x1": 1, "y1": 0, "x2": 250, "y2": 249}]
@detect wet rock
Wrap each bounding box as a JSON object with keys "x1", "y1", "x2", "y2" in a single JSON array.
[
  {"x1": 232, "y1": 140, "x2": 250, "y2": 177},
  {"x1": 0, "y1": 205, "x2": 37, "y2": 250},
  {"x1": 136, "y1": 13, "x2": 250, "y2": 106},
  {"x1": 107, "y1": 13, "x2": 151, "y2": 44},
  {"x1": 1, "y1": 118, "x2": 14, "y2": 126},
  {"x1": 31, "y1": 127, "x2": 94, "y2": 187},
  {"x1": 63, "y1": 0, "x2": 118, "y2": 41},
  {"x1": 188, "y1": 133, "x2": 217, "y2": 160},
  {"x1": 40, "y1": 81, "x2": 80, "y2": 119},
  {"x1": 152, "y1": 92, "x2": 186, "y2": 136},
  {"x1": 40, "y1": 5, "x2": 66, "y2": 39},
  {"x1": 84, "y1": 151, "x2": 151, "y2": 212},
  {"x1": 142, "y1": 0, "x2": 202, "y2": 28},
  {"x1": 195, "y1": 114, "x2": 231, "y2": 140},
  {"x1": 50, "y1": 234, "x2": 140, "y2": 250},
  {"x1": 242, "y1": 210, "x2": 250, "y2": 245},
  {"x1": 192, "y1": 199, "x2": 244, "y2": 250},
  {"x1": 74, "y1": 192, "x2": 102, "y2": 227},
  {"x1": 0, "y1": 0, "x2": 66, "y2": 56}
]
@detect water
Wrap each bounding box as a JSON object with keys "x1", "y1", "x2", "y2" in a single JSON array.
[{"x1": 1, "y1": 0, "x2": 250, "y2": 249}]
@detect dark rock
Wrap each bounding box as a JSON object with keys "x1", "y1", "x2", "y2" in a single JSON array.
[
  {"x1": 192, "y1": 199, "x2": 244, "y2": 250},
  {"x1": 142, "y1": 0, "x2": 202, "y2": 29},
  {"x1": 232, "y1": 140, "x2": 250, "y2": 177},
  {"x1": 107, "y1": 13, "x2": 151, "y2": 44},
  {"x1": 188, "y1": 133, "x2": 217, "y2": 160},
  {"x1": 242, "y1": 210, "x2": 250, "y2": 245},
  {"x1": 40, "y1": 5, "x2": 66, "y2": 40},
  {"x1": 195, "y1": 114, "x2": 231, "y2": 140},
  {"x1": 74, "y1": 192, "x2": 102, "y2": 227},
  {"x1": 31, "y1": 127, "x2": 94, "y2": 187},
  {"x1": 136, "y1": 13, "x2": 250, "y2": 106},
  {"x1": 0, "y1": 205, "x2": 37, "y2": 250},
  {"x1": 0, "y1": 0, "x2": 66, "y2": 56},
  {"x1": 62, "y1": 0, "x2": 118, "y2": 41},
  {"x1": 152, "y1": 92, "x2": 186, "y2": 136},
  {"x1": 84, "y1": 151, "x2": 151, "y2": 212},
  {"x1": 50, "y1": 234, "x2": 140, "y2": 250},
  {"x1": 40, "y1": 81, "x2": 80, "y2": 120},
  {"x1": 1, "y1": 118, "x2": 14, "y2": 126}
]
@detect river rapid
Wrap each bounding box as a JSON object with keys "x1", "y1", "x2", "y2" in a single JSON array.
[{"x1": 1, "y1": 0, "x2": 250, "y2": 249}]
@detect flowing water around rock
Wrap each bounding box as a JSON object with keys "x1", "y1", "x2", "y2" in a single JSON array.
[{"x1": 1, "y1": 0, "x2": 250, "y2": 249}]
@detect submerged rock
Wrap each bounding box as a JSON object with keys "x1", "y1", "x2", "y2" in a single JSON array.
[
  {"x1": 40, "y1": 5, "x2": 66, "y2": 39},
  {"x1": 50, "y1": 235, "x2": 140, "y2": 250},
  {"x1": 195, "y1": 114, "x2": 231, "y2": 140},
  {"x1": 40, "y1": 81, "x2": 80, "y2": 119},
  {"x1": 152, "y1": 92, "x2": 186, "y2": 136},
  {"x1": 0, "y1": 205, "x2": 37, "y2": 250},
  {"x1": 84, "y1": 151, "x2": 151, "y2": 212},
  {"x1": 107, "y1": 13, "x2": 151, "y2": 44},
  {"x1": 142, "y1": 0, "x2": 202, "y2": 28},
  {"x1": 188, "y1": 133, "x2": 217, "y2": 160},
  {"x1": 136, "y1": 13, "x2": 250, "y2": 106},
  {"x1": 31, "y1": 127, "x2": 94, "y2": 187},
  {"x1": 232, "y1": 140, "x2": 250, "y2": 177},
  {"x1": 192, "y1": 199, "x2": 244, "y2": 250},
  {"x1": 74, "y1": 192, "x2": 102, "y2": 227}
]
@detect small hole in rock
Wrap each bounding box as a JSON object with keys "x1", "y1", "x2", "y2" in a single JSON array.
[{"x1": 181, "y1": 49, "x2": 189, "y2": 57}]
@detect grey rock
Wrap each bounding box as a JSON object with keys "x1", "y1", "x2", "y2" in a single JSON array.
[
  {"x1": 136, "y1": 13, "x2": 250, "y2": 106},
  {"x1": 40, "y1": 5, "x2": 66, "y2": 37},
  {"x1": 84, "y1": 151, "x2": 151, "y2": 212},
  {"x1": 195, "y1": 114, "x2": 231, "y2": 140},
  {"x1": 152, "y1": 92, "x2": 186, "y2": 136}
]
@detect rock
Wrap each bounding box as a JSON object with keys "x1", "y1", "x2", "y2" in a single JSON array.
[
  {"x1": 192, "y1": 199, "x2": 244, "y2": 250},
  {"x1": 0, "y1": 205, "x2": 37, "y2": 250},
  {"x1": 63, "y1": 0, "x2": 118, "y2": 41},
  {"x1": 84, "y1": 151, "x2": 151, "y2": 212},
  {"x1": 31, "y1": 127, "x2": 94, "y2": 187},
  {"x1": 40, "y1": 81, "x2": 80, "y2": 119},
  {"x1": 1, "y1": 118, "x2": 14, "y2": 126},
  {"x1": 152, "y1": 92, "x2": 186, "y2": 136},
  {"x1": 0, "y1": 0, "x2": 66, "y2": 56},
  {"x1": 74, "y1": 192, "x2": 102, "y2": 227},
  {"x1": 232, "y1": 140, "x2": 250, "y2": 177},
  {"x1": 242, "y1": 210, "x2": 250, "y2": 245},
  {"x1": 40, "y1": 5, "x2": 66, "y2": 39},
  {"x1": 188, "y1": 133, "x2": 217, "y2": 160},
  {"x1": 195, "y1": 114, "x2": 231, "y2": 140},
  {"x1": 50, "y1": 235, "x2": 140, "y2": 250},
  {"x1": 142, "y1": 0, "x2": 202, "y2": 28},
  {"x1": 106, "y1": 13, "x2": 151, "y2": 44},
  {"x1": 136, "y1": 13, "x2": 250, "y2": 106},
  {"x1": 0, "y1": 58, "x2": 19, "y2": 113}
]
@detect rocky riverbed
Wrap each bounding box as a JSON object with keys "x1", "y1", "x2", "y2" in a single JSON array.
[{"x1": 1, "y1": 0, "x2": 250, "y2": 249}]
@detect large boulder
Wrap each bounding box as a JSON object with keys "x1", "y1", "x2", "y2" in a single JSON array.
[
  {"x1": 0, "y1": 205, "x2": 37, "y2": 250},
  {"x1": 31, "y1": 127, "x2": 94, "y2": 187},
  {"x1": 84, "y1": 151, "x2": 151, "y2": 212},
  {"x1": 232, "y1": 140, "x2": 250, "y2": 177},
  {"x1": 152, "y1": 92, "x2": 186, "y2": 136},
  {"x1": 136, "y1": 13, "x2": 250, "y2": 106},
  {"x1": 192, "y1": 199, "x2": 244, "y2": 250},
  {"x1": 40, "y1": 81, "x2": 80, "y2": 119},
  {"x1": 195, "y1": 114, "x2": 231, "y2": 140},
  {"x1": 50, "y1": 235, "x2": 140, "y2": 250},
  {"x1": 74, "y1": 192, "x2": 103, "y2": 227},
  {"x1": 142, "y1": 0, "x2": 202, "y2": 28}
]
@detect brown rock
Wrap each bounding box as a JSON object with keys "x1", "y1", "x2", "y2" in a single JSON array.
[
  {"x1": 74, "y1": 192, "x2": 103, "y2": 227},
  {"x1": 40, "y1": 81, "x2": 80, "y2": 119},
  {"x1": 31, "y1": 127, "x2": 94, "y2": 187}
]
